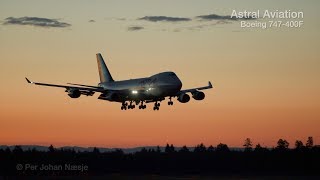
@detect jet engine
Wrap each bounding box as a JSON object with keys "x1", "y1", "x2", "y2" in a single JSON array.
[
  {"x1": 108, "y1": 92, "x2": 120, "y2": 101},
  {"x1": 98, "y1": 92, "x2": 121, "y2": 102},
  {"x1": 192, "y1": 91, "x2": 205, "y2": 100},
  {"x1": 177, "y1": 93, "x2": 190, "y2": 103},
  {"x1": 67, "y1": 88, "x2": 81, "y2": 98}
]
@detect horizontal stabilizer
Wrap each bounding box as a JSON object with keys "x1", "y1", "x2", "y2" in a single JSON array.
[{"x1": 25, "y1": 77, "x2": 33, "y2": 84}]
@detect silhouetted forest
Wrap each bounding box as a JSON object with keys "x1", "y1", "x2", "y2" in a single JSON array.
[{"x1": 0, "y1": 137, "x2": 319, "y2": 176}]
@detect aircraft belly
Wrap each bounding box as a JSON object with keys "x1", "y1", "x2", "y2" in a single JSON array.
[
  {"x1": 101, "y1": 77, "x2": 180, "y2": 101},
  {"x1": 149, "y1": 85, "x2": 178, "y2": 97}
]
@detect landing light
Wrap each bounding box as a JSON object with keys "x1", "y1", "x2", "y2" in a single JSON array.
[
  {"x1": 146, "y1": 88, "x2": 153, "y2": 92},
  {"x1": 132, "y1": 90, "x2": 138, "y2": 94}
]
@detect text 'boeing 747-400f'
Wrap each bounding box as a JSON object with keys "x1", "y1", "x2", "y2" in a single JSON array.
[{"x1": 26, "y1": 53, "x2": 213, "y2": 111}]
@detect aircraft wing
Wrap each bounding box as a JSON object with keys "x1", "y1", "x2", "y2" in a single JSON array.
[
  {"x1": 179, "y1": 81, "x2": 213, "y2": 94},
  {"x1": 25, "y1": 77, "x2": 105, "y2": 93}
]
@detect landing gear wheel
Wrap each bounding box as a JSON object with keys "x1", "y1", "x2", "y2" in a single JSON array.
[
  {"x1": 121, "y1": 101, "x2": 128, "y2": 110},
  {"x1": 121, "y1": 102, "x2": 128, "y2": 110},
  {"x1": 127, "y1": 101, "x2": 135, "y2": 109},
  {"x1": 168, "y1": 97, "x2": 173, "y2": 106},
  {"x1": 139, "y1": 101, "x2": 146, "y2": 110},
  {"x1": 154, "y1": 102, "x2": 160, "y2": 110}
]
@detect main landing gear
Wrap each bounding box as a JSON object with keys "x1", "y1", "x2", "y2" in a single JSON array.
[
  {"x1": 121, "y1": 102, "x2": 128, "y2": 110},
  {"x1": 121, "y1": 101, "x2": 146, "y2": 110},
  {"x1": 153, "y1": 102, "x2": 160, "y2": 111},
  {"x1": 168, "y1": 97, "x2": 173, "y2": 105},
  {"x1": 128, "y1": 101, "x2": 135, "y2": 109},
  {"x1": 139, "y1": 101, "x2": 146, "y2": 109}
]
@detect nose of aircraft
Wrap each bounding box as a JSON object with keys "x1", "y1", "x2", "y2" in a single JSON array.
[{"x1": 176, "y1": 76, "x2": 182, "y2": 90}]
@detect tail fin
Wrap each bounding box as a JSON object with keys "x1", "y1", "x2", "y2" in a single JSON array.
[{"x1": 96, "y1": 53, "x2": 114, "y2": 83}]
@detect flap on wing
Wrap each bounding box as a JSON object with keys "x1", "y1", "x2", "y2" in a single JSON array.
[{"x1": 67, "y1": 83, "x2": 102, "y2": 89}]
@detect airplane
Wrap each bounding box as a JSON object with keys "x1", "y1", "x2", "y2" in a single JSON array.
[{"x1": 26, "y1": 53, "x2": 213, "y2": 110}]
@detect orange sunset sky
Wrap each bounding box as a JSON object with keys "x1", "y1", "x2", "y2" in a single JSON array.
[{"x1": 0, "y1": 0, "x2": 320, "y2": 148}]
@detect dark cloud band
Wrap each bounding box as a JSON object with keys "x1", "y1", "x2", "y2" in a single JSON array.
[
  {"x1": 3, "y1": 17, "x2": 71, "y2": 28},
  {"x1": 139, "y1": 16, "x2": 191, "y2": 22},
  {"x1": 127, "y1": 26, "x2": 144, "y2": 31}
]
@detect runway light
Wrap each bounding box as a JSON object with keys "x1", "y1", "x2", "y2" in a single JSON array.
[{"x1": 132, "y1": 90, "x2": 138, "y2": 94}]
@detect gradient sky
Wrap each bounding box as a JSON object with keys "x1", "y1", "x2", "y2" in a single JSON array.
[{"x1": 0, "y1": 0, "x2": 319, "y2": 148}]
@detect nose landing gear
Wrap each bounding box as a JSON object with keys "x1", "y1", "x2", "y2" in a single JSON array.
[{"x1": 168, "y1": 97, "x2": 173, "y2": 105}]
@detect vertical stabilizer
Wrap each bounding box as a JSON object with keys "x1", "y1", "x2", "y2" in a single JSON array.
[{"x1": 96, "y1": 53, "x2": 114, "y2": 83}]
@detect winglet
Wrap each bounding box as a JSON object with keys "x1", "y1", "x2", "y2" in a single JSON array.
[
  {"x1": 208, "y1": 81, "x2": 213, "y2": 88},
  {"x1": 25, "y1": 77, "x2": 33, "y2": 84}
]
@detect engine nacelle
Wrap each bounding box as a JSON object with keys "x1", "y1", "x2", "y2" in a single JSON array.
[
  {"x1": 67, "y1": 89, "x2": 81, "y2": 98},
  {"x1": 98, "y1": 92, "x2": 121, "y2": 102},
  {"x1": 192, "y1": 91, "x2": 205, "y2": 100},
  {"x1": 108, "y1": 92, "x2": 120, "y2": 101},
  {"x1": 177, "y1": 93, "x2": 190, "y2": 103}
]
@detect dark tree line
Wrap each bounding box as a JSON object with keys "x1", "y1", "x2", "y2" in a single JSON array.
[{"x1": 0, "y1": 137, "x2": 319, "y2": 176}]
